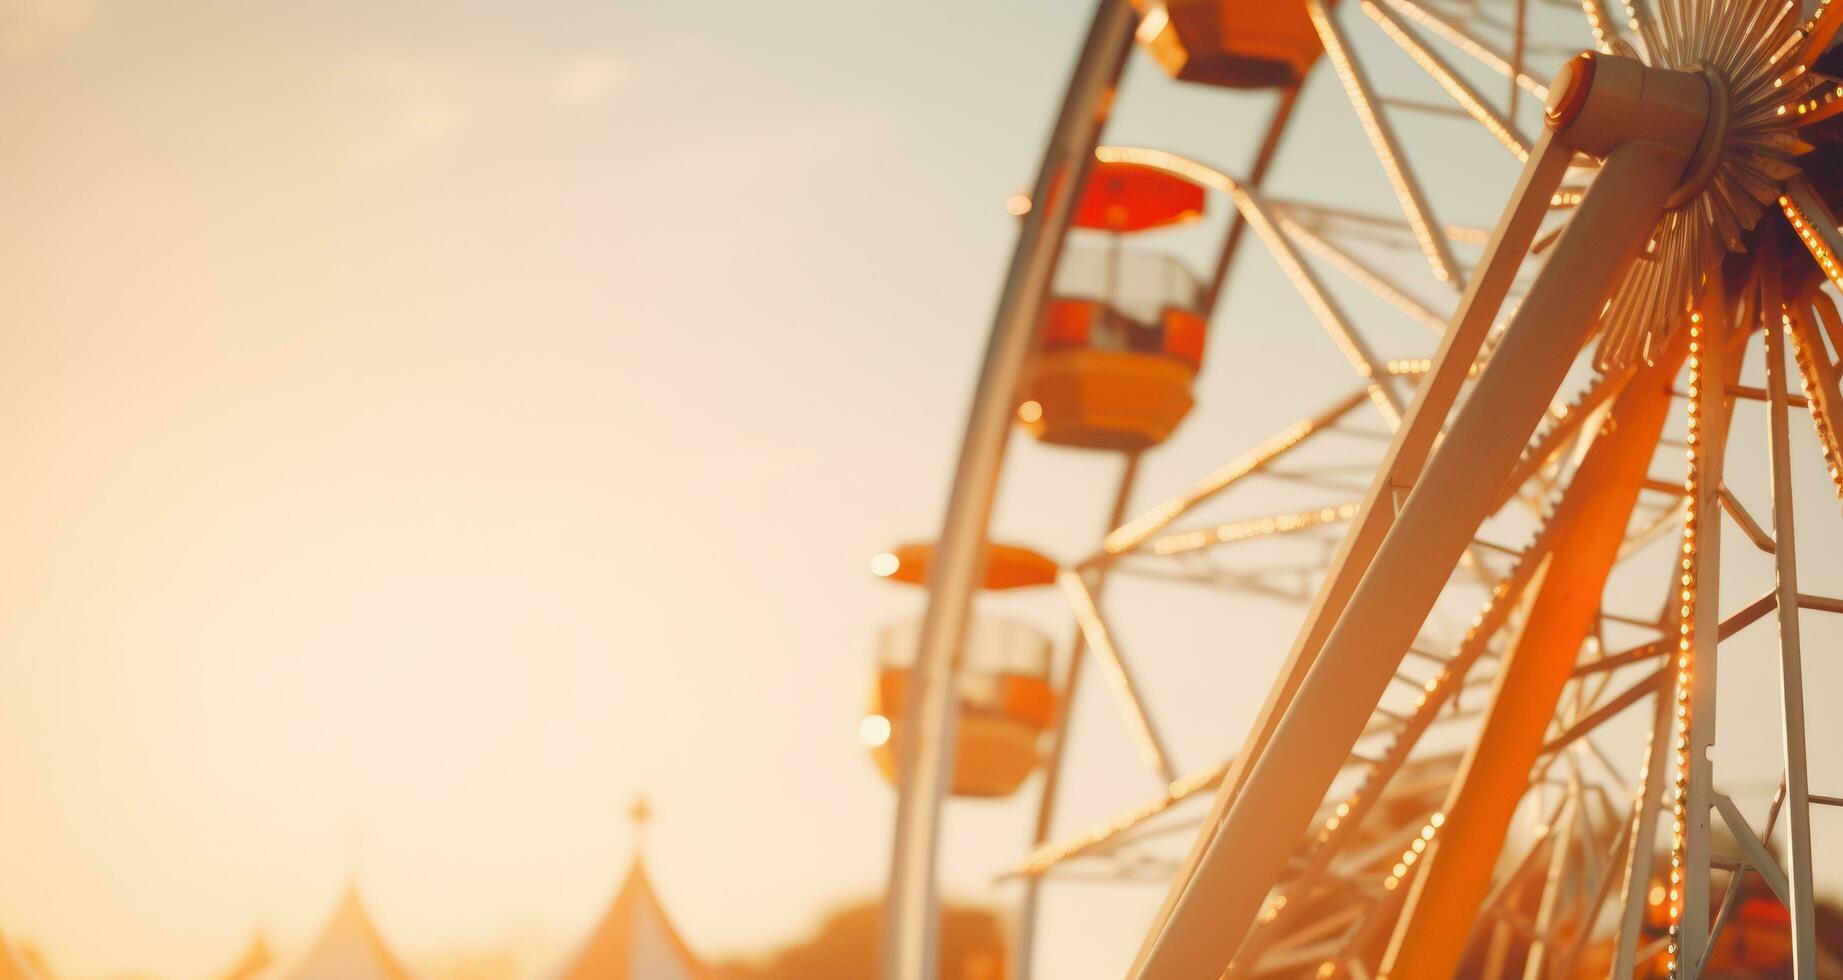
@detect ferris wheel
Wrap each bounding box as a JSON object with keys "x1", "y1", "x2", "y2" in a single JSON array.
[{"x1": 873, "y1": 0, "x2": 1843, "y2": 977}]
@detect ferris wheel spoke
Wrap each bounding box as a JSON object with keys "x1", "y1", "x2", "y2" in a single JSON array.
[
  {"x1": 1244, "y1": 808, "x2": 1437, "y2": 976},
  {"x1": 1538, "y1": 667, "x2": 1666, "y2": 758},
  {"x1": 1225, "y1": 565, "x2": 1538, "y2": 976},
  {"x1": 1497, "y1": 363, "x2": 1636, "y2": 510},
  {"x1": 1618, "y1": 494, "x2": 1690, "y2": 561},
  {"x1": 1521, "y1": 772, "x2": 1587, "y2": 979},
  {"x1": 1264, "y1": 198, "x2": 1498, "y2": 250},
  {"x1": 1231, "y1": 197, "x2": 1407, "y2": 423},
  {"x1": 1619, "y1": 0, "x2": 1665, "y2": 61},
  {"x1": 1273, "y1": 209, "x2": 1449, "y2": 333},
  {"x1": 1561, "y1": 794, "x2": 1640, "y2": 954},
  {"x1": 1309, "y1": 0, "x2": 1464, "y2": 286},
  {"x1": 1572, "y1": 637, "x2": 1668, "y2": 678},
  {"x1": 1369, "y1": 790, "x2": 1572, "y2": 974},
  {"x1": 1145, "y1": 503, "x2": 1361, "y2": 556},
  {"x1": 1581, "y1": 730, "x2": 1636, "y2": 789},
  {"x1": 1111, "y1": 562, "x2": 1324, "y2": 604},
  {"x1": 1203, "y1": 87, "x2": 1302, "y2": 315},
  {"x1": 1786, "y1": 296, "x2": 1843, "y2": 502},
  {"x1": 1095, "y1": 146, "x2": 1407, "y2": 422},
  {"x1": 1362, "y1": 0, "x2": 1532, "y2": 160},
  {"x1": 1013, "y1": 759, "x2": 1231, "y2": 878},
  {"x1": 1476, "y1": 791, "x2": 1571, "y2": 918},
  {"x1": 1061, "y1": 570, "x2": 1179, "y2": 784},
  {"x1": 1612, "y1": 686, "x2": 1675, "y2": 977},
  {"x1": 1102, "y1": 387, "x2": 1370, "y2": 554},
  {"x1": 1379, "y1": 0, "x2": 1552, "y2": 98}
]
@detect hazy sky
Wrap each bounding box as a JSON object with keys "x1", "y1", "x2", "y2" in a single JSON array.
[{"x1": 1, "y1": 3, "x2": 1840, "y2": 979}]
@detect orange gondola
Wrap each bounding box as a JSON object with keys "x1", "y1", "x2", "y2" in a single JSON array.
[
  {"x1": 1135, "y1": 0, "x2": 1326, "y2": 89},
  {"x1": 1020, "y1": 163, "x2": 1212, "y2": 450},
  {"x1": 870, "y1": 541, "x2": 1059, "y2": 590},
  {"x1": 1073, "y1": 162, "x2": 1206, "y2": 233},
  {"x1": 861, "y1": 543, "x2": 1059, "y2": 798}
]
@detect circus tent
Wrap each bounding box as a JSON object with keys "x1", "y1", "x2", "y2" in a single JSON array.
[
  {"x1": 281, "y1": 885, "x2": 416, "y2": 980},
  {"x1": 211, "y1": 931, "x2": 275, "y2": 980},
  {"x1": 0, "y1": 930, "x2": 38, "y2": 980},
  {"x1": 553, "y1": 800, "x2": 710, "y2": 980}
]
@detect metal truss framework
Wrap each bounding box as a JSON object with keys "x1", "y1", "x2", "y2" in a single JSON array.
[{"x1": 883, "y1": 0, "x2": 1843, "y2": 978}]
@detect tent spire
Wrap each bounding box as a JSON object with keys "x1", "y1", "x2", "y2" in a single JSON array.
[
  {"x1": 552, "y1": 794, "x2": 711, "y2": 980},
  {"x1": 629, "y1": 795, "x2": 652, "y2": 854}
]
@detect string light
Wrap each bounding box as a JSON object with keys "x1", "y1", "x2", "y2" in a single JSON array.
[
  {"x1": 1619, "y1": 0, "x2": 1644, "y2": 42},
  {"x1": 1781, "y1": 193, "x2": 1843, "y2": 293},
  {"x1": 1666, "y1": 312, "x2": 1705, "y2": 978},
  {"x1": 1381, "y1": 812, "x2": 1445, "y2": 892},
  {"x1": 1150, "y1": 503, "x2": 1359, "y2": 555},
  {"x1": 1581, "y1": 0, "x2": 1615, "y2": 52},
  {"x1": 1267, "y1": 575, "x2": 1522, "y2": 943},
  {"x1": 1783, "y1": 310, "x2": 1843, "y2": 501}
]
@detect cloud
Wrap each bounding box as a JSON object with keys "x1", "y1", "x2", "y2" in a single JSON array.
[
  {"x1": 337, "y1": 51, "x2": 625, "y2": 168},
  {"x1": 549, "y1": 56, "x2": 621, "y2": 107},
  {"x1": 0, "y1": 0, "x2": 93, "y2": 55}
]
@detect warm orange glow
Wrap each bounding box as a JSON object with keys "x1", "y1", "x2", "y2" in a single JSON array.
[
  {"x1": 872, "y1": 541, "x2": 1059, "y2": 590},
  {"x1": 859, "y1": 714, "x2": 893, "y2": 749}
]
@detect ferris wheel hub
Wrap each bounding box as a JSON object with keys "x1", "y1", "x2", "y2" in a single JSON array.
[
  {"x1": 1543, "y1": 52, "x2": 1596, "y2": 130},
  {"x1": 1668, "y1": 63, "x2": 1735, "y2": 210},
  {"x1": 1546, "y1": 53, "x2": 1715, "y2": 161}
]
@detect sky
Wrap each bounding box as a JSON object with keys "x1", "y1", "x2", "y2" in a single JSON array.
[{"x1": 0, "y1": 2, "x2": 1840, "y2": 979}]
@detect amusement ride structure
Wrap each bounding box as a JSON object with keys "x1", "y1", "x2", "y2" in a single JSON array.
[{"x1": 871, "y1": 0, "x2": 1843, "y2": 976}]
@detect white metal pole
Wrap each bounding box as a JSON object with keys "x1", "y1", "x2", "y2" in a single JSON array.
[
  {"x1": 1133, "y1": 128, "x2": 1575, "y2": 975},
  {"x1": 1759, "y1": 288, "x2": 1820, "y2": 978},
  {"x1": 1135, "y1": 136, "x2": 1692, "y2": 980}
]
